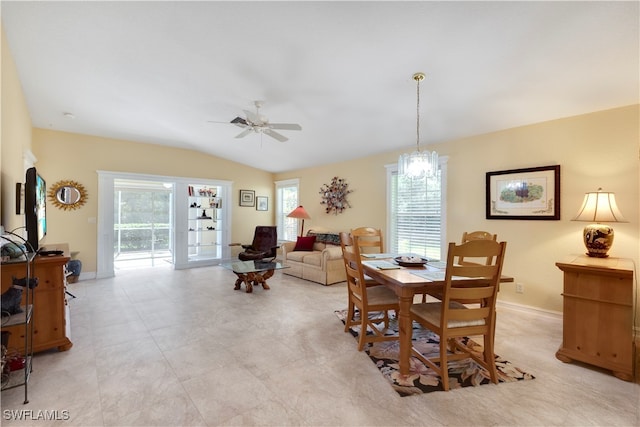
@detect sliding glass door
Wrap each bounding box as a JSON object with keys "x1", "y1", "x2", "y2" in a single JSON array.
[{"x1": 113, "y1": 180, "x2": 173, "y2": 268}]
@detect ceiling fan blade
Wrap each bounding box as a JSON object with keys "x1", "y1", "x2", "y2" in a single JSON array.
[
  {"x1": 269, "y1": 123, "x2": 302, "y2": 131},
  {"x1": 230, "y1": 116, "x2": 248, "y2": 128},
  {"x1": 264, "y1": 129, "x2": 288, "y2": 142},
  {"x1": 235, "y1": 128, "x2": 253, "y2": 139}
]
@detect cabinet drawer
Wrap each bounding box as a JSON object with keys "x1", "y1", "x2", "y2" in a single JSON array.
[{"x1": 562, "y1": 271, "x2": 632, "y2": 306}]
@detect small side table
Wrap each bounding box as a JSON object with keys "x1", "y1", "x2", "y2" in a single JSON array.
[{"x1": 555, "y1": 254, "x2": 635, "y2": 381}]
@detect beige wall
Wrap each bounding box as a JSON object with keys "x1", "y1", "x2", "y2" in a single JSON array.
[
  {"x1": 1, "y1": 24, "x2": 34, "y2": 233},
  {"x1": 2, "y1": 24, "x2": 638, "y2": 319},
  {"x1": 275, "y1": 105, "x2": 640, "y2": 316},
  {"x1": 32, "y1": 129, "x2": 276, "y2": 273}
]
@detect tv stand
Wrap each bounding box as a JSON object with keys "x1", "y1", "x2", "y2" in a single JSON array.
[{"x1": 1, "y1": 243, "x2": 72, "y2": 353}]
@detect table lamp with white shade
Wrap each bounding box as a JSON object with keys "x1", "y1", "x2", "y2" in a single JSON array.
[{"x1": 571, "y1": 188, "x2": 627, "y2": 258}]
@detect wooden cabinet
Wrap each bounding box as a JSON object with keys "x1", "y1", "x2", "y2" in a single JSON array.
[
  {"x1": 555, "y1": 254, "x2": 634, "y2": 381},
  {"x1": 1, "y1": 249, "x2": 72, "y2": 354}
]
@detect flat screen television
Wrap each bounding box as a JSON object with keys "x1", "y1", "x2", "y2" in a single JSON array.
[{"x1": 25, "y1": 167, "x2": 47, "y2": 252}]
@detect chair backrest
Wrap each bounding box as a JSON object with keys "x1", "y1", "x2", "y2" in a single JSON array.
[
  {"x1": 251, "y1": 226, "x2": 278, "y2": 258},
  {"x1": 460, "y1": 230, "x2": 497, "y2": 265},
  {"x1": 461, "y1": 231, "x2": 497, "y2": 243},
  {"x1": 441, "y1": 240, "x2": 507, "y2": 333},
  {"x1": 339, "y1": 232, "x2": 368, "y2": 304},
  {"x1": 351, "y1": 227, "x2": 384, "y2": 254}
]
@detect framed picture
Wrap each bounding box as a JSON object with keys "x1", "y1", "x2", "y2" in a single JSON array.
[
  {"x1": 256, "y1": 196, "x2": 268, "y2": 211},
  {"x1": 239, "y1": 189, "x2": 255, "y2": 207},
  {"x1": 486, "y1": 165, "x2": 560, "y2": 220}
]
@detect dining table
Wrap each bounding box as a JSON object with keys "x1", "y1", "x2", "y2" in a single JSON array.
[{"x1": 361, "y1": 256, "x2": 513, "y2": 376}]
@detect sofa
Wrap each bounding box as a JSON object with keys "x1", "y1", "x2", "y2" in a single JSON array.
[{"x1": 280, "y1": 229, "x2": 346, "y2": 285}]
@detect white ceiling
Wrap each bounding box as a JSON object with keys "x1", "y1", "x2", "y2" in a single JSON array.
[{"x1": 2, "y1": 1, "x2": 638, "y2": 173}]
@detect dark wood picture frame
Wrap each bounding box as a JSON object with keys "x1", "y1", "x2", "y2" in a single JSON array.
[
  {"x1": 239, "y1": 189, "x2": 255, "y2": 207},
  {"x1": 256, "y1": 196, "x2": 268, "y2": 211},
  {"x1": 486, "y1": 165, "x2": 560, "y2": 220}
]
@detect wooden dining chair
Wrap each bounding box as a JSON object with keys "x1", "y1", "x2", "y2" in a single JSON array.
[
  {"x1": 350, "y1": 227, "x2": 384, "y2": 254},
  {"x1": 409, "y1": 239, "x2": 507, "y2": 391},
  {"x1": 339, "y1": 232, "x2": 399, "y2": 351},
  {"x1": 461, "y1": 231, "x2": 497, "y2": 265},
  {"x1": 448, "y1": 230, "x2": 499, "y2": 304},
  {"x1": 351, "y1": 227, "x2": 386, "y2": 288}
]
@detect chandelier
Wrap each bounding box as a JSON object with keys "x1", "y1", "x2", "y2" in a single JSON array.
[{"x1": 398, "y1": 72, "x2": 438, "y2": 179}]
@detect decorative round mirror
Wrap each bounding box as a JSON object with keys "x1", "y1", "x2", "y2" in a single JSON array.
[{"x1": 48, "y1": 180, "x2": 87, "y2": 210}]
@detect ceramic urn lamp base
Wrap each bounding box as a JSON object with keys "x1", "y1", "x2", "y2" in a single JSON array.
[{"x1": 583, "y1": 223, "x2": 614, "y2": 258}]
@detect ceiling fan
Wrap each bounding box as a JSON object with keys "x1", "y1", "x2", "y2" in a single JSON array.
[{"x1": 219, "y1": 101, "x2": 302, "y2": 142}]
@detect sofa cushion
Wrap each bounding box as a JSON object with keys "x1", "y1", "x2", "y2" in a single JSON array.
[
  {"x1": 301, "y1": 252, "x2": 322, "y2": 267},
  {"x1": 286, "y1": 251, "x2": 309, "y2": 262},
  {"x1": 294, "y1": 235, "x2": 316, "y2": 251}
]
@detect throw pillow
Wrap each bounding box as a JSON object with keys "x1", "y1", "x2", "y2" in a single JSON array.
[{"x1": 294, "y1": 236, "x2": 316, "y2": 251}]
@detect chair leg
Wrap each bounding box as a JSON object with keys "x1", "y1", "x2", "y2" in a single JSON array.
[
  {"x1": 345, "y1": 298, "x2": 355, "y2": 333},
  {"x1": 440, "y1": 337, "x2": 450, "y2": 391},
  {"x1": 357, "y1": 311, "x2": 368, "y2": 351},
  {"x1": 484, "y1": 332, "x2": 499, "y2": 384}
]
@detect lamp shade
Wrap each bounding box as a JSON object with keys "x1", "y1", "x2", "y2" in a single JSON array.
[
  {"x1": 572, "y1": 188, "x2": 627, "y2": 258},
  {"x1": 572, "y1": 190, "x2": 627, "y2": 223},
  {"x1": 287, "y1": 206, "x2": 310, "y2": 220},
  {"x1": 287, "y1": 205, "x2": 311, "y2": 237}
]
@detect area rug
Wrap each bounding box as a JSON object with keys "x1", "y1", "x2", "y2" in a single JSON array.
[{"x1": 335, "y1": 309, "x2": 534, "y2": 397}]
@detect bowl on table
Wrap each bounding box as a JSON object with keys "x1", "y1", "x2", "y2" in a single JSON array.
[{"x1": 394, "y1": 256, "x2": 428, "y2": 267}]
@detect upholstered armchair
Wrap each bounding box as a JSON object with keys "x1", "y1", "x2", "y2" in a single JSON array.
[{"x1": 238, "y1": 226, "x2": 279, "y2": 261}]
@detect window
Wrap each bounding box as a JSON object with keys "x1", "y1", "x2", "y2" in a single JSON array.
[
  {"x1": 387, "y1": 158, "x2": 447, "y2": 260},
  {"x1": 275, "y1": 179, "x2": 300, "y2": 241}
]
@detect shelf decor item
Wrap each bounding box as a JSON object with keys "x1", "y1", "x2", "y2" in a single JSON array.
[
  {"x1": 319, "y1": 176, "x2": 352, "y2": 215},
  {"x1": 571, "y1": 188, "x2": 627, "y2": 258},
  {"x1": 486, "y1": 165, "x2": 560, "y2": 220},
  {"x1": 239, "y1": 190, "x2": 255, "y2": 207}
]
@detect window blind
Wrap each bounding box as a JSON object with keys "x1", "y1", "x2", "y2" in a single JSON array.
[
  {"x1": 389, "y1": 168, "x2": 442, "y2": 260},
  {"x1": 275, "y1": 179, "x2": 299, "y2": 241}
]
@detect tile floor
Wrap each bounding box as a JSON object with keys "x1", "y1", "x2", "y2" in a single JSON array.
[{"x1": 1, "y1": 264, "x2": 639, "y2": 426}]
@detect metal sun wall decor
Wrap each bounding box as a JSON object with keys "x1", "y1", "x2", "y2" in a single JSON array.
[
  {"x1": 319, "y1": 176, "x2": 352, "y2": 215},
  {"x1": 48, "y1": 180, "x2": 88, "y2": 211}
]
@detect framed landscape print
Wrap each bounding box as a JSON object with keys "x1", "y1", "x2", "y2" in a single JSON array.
[
  {"x1": 256, "y1": 196, "x2": 268, "y2": 211},
  {"x1": 486, "y1": 165, "x2": 560, "y2": 220},
  {"x1": 239, "y1": 189, "x2": 255, "y2": 207}
]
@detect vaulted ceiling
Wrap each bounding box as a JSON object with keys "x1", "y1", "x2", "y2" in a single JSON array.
[{"x1": 2, "y1": 1, "x2": 638, "y2": 173}]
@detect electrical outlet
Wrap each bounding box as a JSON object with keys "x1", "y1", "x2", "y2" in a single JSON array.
[{"x1": 515, "y1": 282, "x2": 524, "y2": 294}]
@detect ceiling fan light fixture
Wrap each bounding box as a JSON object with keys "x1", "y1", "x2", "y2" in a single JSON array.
[
  {"x1": 398, "y1": 72, "x2": 438, "y2": 179},
  {"x1": 225, "y1": 100, "x2": 301, "y2": 143}
]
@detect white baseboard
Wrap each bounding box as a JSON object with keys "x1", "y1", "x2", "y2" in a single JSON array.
[
  {"x1": 77, "y1": 271, "x2": 97, "y2": 281},
  {"x1": 498, "y1": 300, "x2": 640, "y2": 336},
  {"x1": 496, "y1": 299, "x2": 563, "y2": 320}
]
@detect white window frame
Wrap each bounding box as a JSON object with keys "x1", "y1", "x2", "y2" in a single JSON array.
[
  {"x1": 275, "y1": 178, "x2": 300, "y2": 242},
  {"x1": 385, "y1": 156, "x2": 448, "y2": 260}
]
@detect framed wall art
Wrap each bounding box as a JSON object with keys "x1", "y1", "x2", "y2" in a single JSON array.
[
  {"x1": 486, "y1": 165, "x2": 560, "y2": 220},
  {"x1": 256, "y1": 196, "x2": 268, "y2": 211},
  {"x1": 239, "y1": 189, "x2": 255, "y2": 207}
]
